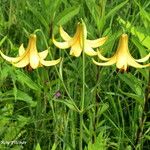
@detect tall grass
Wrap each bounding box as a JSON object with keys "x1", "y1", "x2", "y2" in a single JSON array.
[{"x1": 0, "y1": 0, "x2": 150, "y2": 150}]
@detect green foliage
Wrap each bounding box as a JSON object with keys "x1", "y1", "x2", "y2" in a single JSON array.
[
  {"x1": 35, "y1": 143, "x2": 41, "y2": 150},
  {"x1": 0, "y1": 0, "x2": 150, "y2": 150},
  {"x1": 85, "y1": 130, "x2": 108, "y2": 150}
]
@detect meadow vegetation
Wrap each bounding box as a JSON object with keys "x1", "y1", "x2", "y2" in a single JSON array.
[{"x1": 0, "y1": 0, "x2": 150, "y2": 149}]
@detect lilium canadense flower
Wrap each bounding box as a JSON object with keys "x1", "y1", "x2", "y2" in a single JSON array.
[
  {"x1": 93, "y1": 34, "x2": 150, "y2": 71},
  {"x1": 0, "y1": 34, "x2": 61, "y2": 69},
  {"x1": 53, "y1": 21, "x2": 108, "y2": 57}
]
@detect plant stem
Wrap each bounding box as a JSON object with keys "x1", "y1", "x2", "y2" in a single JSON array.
[
  {"x1": 93, "y1": 66, "x2": 100, "y2": 143},
  {"x1": 79, "y1": 50, "x2": 85, "y2": 150},
  {"x1": 79, "y1": 22, "x2": 86, "y2": 149},
  {"x1": 134, "y1": 71, "x2": 150, "y2": 149},
  {"x1": 81, "y1": 42, "x2": 85, "y2": 112}
]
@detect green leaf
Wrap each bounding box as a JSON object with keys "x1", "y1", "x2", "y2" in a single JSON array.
[
  {"x1": 54, "y1": 6, "x2": 80, "y2": 31},
  {"x1": 15, "y1": 70, "x2": 41, "y2": 91},
  {"x1": 50, "y1": 0, "x2": 62, "y2": 18},
  {"x1": 53, "y1": 99, "x2": 79, "y2": 112},
  {"x1": 35, "y1": 143, "x2": 41, "y2": 150},
  {"x1": 0, "y1": 35, "x2": 7, "y2": 46},
  {"x1": 137, "y1": 69, "x2": 149, "y2": 81},
  {"x1": 0, "y1": 117, "x2": 9, "y2": 135},
  {"x1": 134, "y1": 0, "x2": 150, "y2": 28},
  {"x1": 125, "y1": 145, "x2": 132, "y2": 150},
  {"x1": 15, "y1": 90, "x2": 37, "y2": 107},
  {"x1": 145, "y1": 135, "x2": 150, "y2": 141},
  {"x1": 106, "y1": 0, "x2": 128, "y2": 19},
  {"x1": 131, "y1": 37, "x2": 148, "y2": 57},
  {"x1": 87, "y1": 130, "x2": 107, "y2": 150},
  {"x1": 119, "y1": 89, "x2": 144, "y2": 104},
  {"x1": 51, "y1": 142, "x2": 59, "y2": 150},
  {"x1": 1, "y1": 90, "x2": 37, "y2": 107},
  {"x1": 118, "y1": 18, "x2": 150, "y2": 48},
  {"x1": 0, "y1": 64, "x2": 11, "y2": 82},
  {"x1": 118, "y1": 73, "x2": 143, "y2": 96},
  {"x1": 3, "y1": 115, "x2": 29, "y2": 141},
  {"x1": 97, "y1": 103, "x2": 109, "y2": 116},
  {"x1": 27, "y1": 2, "x2": 49, "y2": 32}
]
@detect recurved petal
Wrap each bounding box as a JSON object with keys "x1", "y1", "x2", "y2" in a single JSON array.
[
  {"x1": 135, "y1": 53, "x2": 150, "y2": 63},
  {"x1": 53, "y1": 37, "x2": 70, "y2": 49},
  {"x1": 92, "y1": 57, "x2": 116, "y2": 66},
  {"x1": 39, "y1": 50, "x2": 49, "y2": 59},
  {"x1": 0, "y1": 51, "x2": 23, "y2": 63},
  {"x1": 60, "y1": 26, "x2": 72, "y2": 41},
  {"x1": 19, "y1": 44, "x2": 25, "y2": 56},
  {"x1": 84, "y1": 47, "x2": 97, "y2": 56},
  {"x1": 97, "y1": 50, "x2": 110, "y2": 61},
  {"x1": 87, "y1": 36, "x2": 108, "y2": 48},
  {"x1": 13, "y1": 55, "x2": 29, "y2": 68},
  {"x1": 70, "y1": 43, "x2": 82, "y2": 57},
  {"x1": 40, "y1": 58, "x2": 61, "y2": 66},
  {"x1": 128, "y1": 57, "x2": 150, "y2": 68}
]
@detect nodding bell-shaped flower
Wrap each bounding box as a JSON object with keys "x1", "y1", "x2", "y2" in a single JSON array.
[
  {"x1": 53, "y1": 20, "x2": 108, "y2": 57},
  {"x1": 0, "y1": 34, "x2": 61, "y2": 69},
  {"x1": 93, "y1": 34, "x2": 150, "y2": 71}
]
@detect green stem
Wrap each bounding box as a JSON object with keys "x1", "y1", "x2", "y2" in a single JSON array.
[
  {"x1": 82, "y1": 45, "x2": 85, "y2": 111},
  {"x1": 134, "y1": 71, "x2": 150, "y2": 149},
  {"x1": 79, "y1": 40, "x2": 85, "y2": 150},
  {"x1": 79, "y1": 113, "x2": 83, "y2": 150}
]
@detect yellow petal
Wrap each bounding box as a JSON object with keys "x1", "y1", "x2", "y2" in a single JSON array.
[
  {"x1": 116, "y1": 56, "x2": 127, "y2": 70},
  {"x1": 70, "y1": 23, "x2": 83, "y2": 46},
  {"x1": 92, "y1": 57, "x2": 116, "y2": 66},
  {"x1": 70, "y1": 42, "x2": 82, "y2": 57},
  {"x1": 30, "y1": 55, "x2": 40, "y2": 69},
  {"x1": 39, "y1": 50, "x2": 49, "y2": 59},
  {"x1": 40, "y1": 58, "x2": 61, "y2": 66},
  {"x1": 87, "y1": 36, "x2": 108, "y2": 48},
  {"x1": 135, "y1": 53, "x2": 150, "y2": 63},
  {"x1": 53, "y1": 37, "x2": 70, "y2": 49},
  {"x1": 97, "y1": 50, "x2": 110, "y2": 61},
  {"x1": 26, "y1": 34, "x2": 40, "y2": 69},
  {"x1": 13, "y1": 54, "x2": 29, "y2": 68},
  {"x1": 80, "y1": 20, "x2": 87, "y2": 45},
  {"x1": 60, "y1": 26, "x2": 71, "y2": 41},
  {"x1": 116, "y1": 34, "x2": 128, "y2": 54},
  {"x1": 128, "y1": 56, "x2": 150, "y2": 68},
  {"x1": 29, "y1": 50, "x2": 40, "y2": 69},
  {"x1": 19, "y1": 44, "x2": 25, "y2": 56},
  {"x1": 84, "y1": 46, "x2": 97, "y2": 56},
  {"x1": 0, "y1": 51, "x2": 23, "y2": 63}
]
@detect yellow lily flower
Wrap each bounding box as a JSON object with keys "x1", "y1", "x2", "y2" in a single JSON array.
[
  {"x1": 93, "y1": 34, "x2": 150, "y2": 71},
  {"x1": 0, "y1": 34, "x2": 61, "y2": 69},
  {"x1": 53, "y1": 21, "x2": 107, "y2": 57}
]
